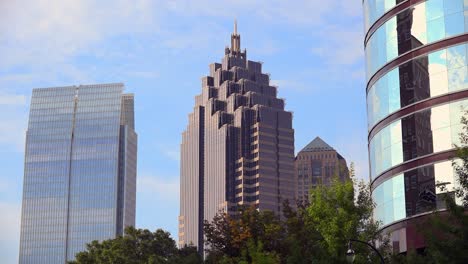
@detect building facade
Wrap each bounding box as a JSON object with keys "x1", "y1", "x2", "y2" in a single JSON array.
[
  {"x1": 19, "y1": 83, "x2": 137, "y2": 263},
  {"x1": 295, "y1": 137, "x2": 349, "y2": 201},
  {"x1": 179, "y1": 24, "x2": 295, "y2": 252},
  {"x1": 363, "y1": 0, "x2": 468, "y2": 253}
]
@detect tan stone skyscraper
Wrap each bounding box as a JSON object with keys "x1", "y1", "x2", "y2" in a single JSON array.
[
  {"x1": 294, "y1": 137, "x2": 349, "y2": 202},
  {"x1": 179, "y1": 23, "x2": 295, "y2": 253}
]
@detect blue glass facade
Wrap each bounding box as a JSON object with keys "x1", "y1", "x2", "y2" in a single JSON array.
[
  {"x1": 369, "y1": 99, "x2": 467, "y2": 180},
  {"x1": 19, "y1": 83, "x2": 137, "y2": 263},
  {"x1": 364, "y1": 0, "x2": 468, "y2": 252},
  {"x1": 372, "y1": 160, "x2": 456, "y2": 226},
  {"x1": 366, "y1": 0, "x2": 468, "y2": 80},
  {"x1": 367, "y1": 43, "x2": 468, "y2": 129},
  {"x1": 364, "y1": 0, "x2": 402, "y2": 32}
]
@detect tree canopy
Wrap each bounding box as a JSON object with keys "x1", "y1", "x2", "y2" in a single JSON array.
[
  {"x1": 203, "y1": 167, "x2": 388, "y2": 263},
  {"x1": 68, "y1": 227, "x2": 202, "y2": 264}
]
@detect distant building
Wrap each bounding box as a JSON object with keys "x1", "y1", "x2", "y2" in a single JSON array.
[
  {"x1": 363, "y1": 0, "x2": 468, "y2": 253},
  {"x1": 19, "y1": 83, "x2": 137, "y2": 263},
  {"x1": 179, "y1": 22, "x2": 295, "y2": 253},
  {"x1": 295, "y1": 137, "x2": 349, "y2": 201}
]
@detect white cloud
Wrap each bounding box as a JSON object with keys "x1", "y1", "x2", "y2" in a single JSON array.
[
  {"x1": 271, "y1": 79, "x2": 310, "y2": 93},
  {"x1": 126, "y1": 71, "x2": 160, "y2": 79},
  {"x1": 249, "y1": 40, "x2": 281, "y2": 56},
  {"x1": 0, "y1": 80, "x2": 29, "y2": 155},
  {"x1": 137, "y1": 174, "x2": 180, "y2": 201},
  {"x1": 0, "y1": 0, "x2": 365, "y2": 87},
  {"x1": 311, "y1": 26, "x2": 364, "y2": 67},
  {"x1": 0, "y1": 94, "x2": 26, "y2": 106},
  {"x1": 0, "y1": 0, "x2": 162, "y2": 68},
  {"x1": 163, "y1": 150, "x2": 181, "y2": 162},
  {"x1": 0, "y1": 117, "x2": 26, "y2": 152},
  {"x1": 0, "y1": 201, "x2": 21, "y2": 264},
  {"x1": 165, "y1": 0, "x2": 345, "y2": 26}
]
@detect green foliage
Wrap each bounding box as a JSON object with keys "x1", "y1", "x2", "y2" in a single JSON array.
[
  {"x1": 68, "y1": 226, "x2": 202, "y2": 264},
  {"x1": 204, "y1": 169, "x2": 389, "y2": 263},
  {"x1": 203, "y1": 206, "x2": 284, "y2": 263},
  {"x1": 307, "y1": 171, "x2": 388, "y2": 263}
]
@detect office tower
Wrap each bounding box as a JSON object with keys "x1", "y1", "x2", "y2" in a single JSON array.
[
  {"x1": 295, "y1": 137, "x2": 349, "y2": 201},
  {"x1": 19, "y1": 83, "x2": 137, "y2": 263},
  {"x1": 363, "y1": 0, "x2": 468, "y2": 253},
  {"x1": 179, "y1": 23, "x2": 295, "y2": 252}
]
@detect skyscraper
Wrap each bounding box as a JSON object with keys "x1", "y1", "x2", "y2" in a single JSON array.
[
  {"x1": 19, "y1": 83, "x2": 137, "y2": 263},
  {"x1": 179, "y1": 23, "x2": 295, "y2": 252},
  {"x1": 295, "y1": 137, "x2": 349, "y2": 201},
  {"x1": 364, "y1": 0, "x2": 468, "y2": 253}
]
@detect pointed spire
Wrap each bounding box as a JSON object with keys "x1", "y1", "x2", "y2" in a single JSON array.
[
  {"x1": 231, "y1": 19, "x2": 241, "y2": 53},
  {"x1": 234, "y1": 19, "x2": 237, "y2": 35}
]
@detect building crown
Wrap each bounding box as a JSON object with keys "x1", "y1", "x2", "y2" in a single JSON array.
[
  {"x1": 226, "y1": 19, "x2": 247, "y2": 58},
  {"x1": 300, "y1": 137, "x2": 335, "y2": 152}
]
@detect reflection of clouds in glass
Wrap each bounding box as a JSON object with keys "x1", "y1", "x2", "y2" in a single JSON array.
[
  {"x1": 369, "y1": 99, "x2": 468, "y2": 179},
  {"x1": 373, "y1": 159, "x2": 460, "y2": 226},
  {"x1": 431, "y1": 104, "x2": 452, "y2": 152},
  {"x1": 372, "y1": 173, "x2": 405, "y2": 226},
  {"x1": 434, "y1": 161, "x2": 455, "y2": 194},
  {"x1": 447, "y1": 46, "x2": 467, "y2": 91},
  {"x1": 428, "y1": 48, "x2": 449, "y2": 97},
  {"x1": 365, "y1": 0, "x2": 468, "y2": 81},
  {"x1": 428, "y1": 49, "x2": 447, "y2": 75},
  {"x1": 447, "y1": 46, "x2": 465, "y2": 68},
  {"x1": 412, "y1": 4, "x2": 428, "y2": 43},
  {"x1": 430, "y1": 70, "x2": 449, "y2": 97},
  {"x1": 368, "y1": 43, "x2": 468, "y2": 130}
]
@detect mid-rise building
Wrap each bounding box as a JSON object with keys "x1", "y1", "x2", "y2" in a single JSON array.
[
  {"x1": 19, "y1": 83, "x2": 137, "y2": 263},
  {"x1": 363, "y1": 0, "x2": 468, "y2": 253},
  {"x1": 295, "y1": 137, "x2": 349, "y2": 201},
  {"x1": 179, "y1": 23, "x2": 295, "y2": 252}
]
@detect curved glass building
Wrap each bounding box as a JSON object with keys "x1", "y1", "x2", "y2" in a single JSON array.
[{"x1": 363, "y1": 0, "x2": 468, "y2": 253}]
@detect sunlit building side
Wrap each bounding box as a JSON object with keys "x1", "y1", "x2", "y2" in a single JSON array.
[{"x1": 363, "y1": 0, "x2": 468, "y2": 253}]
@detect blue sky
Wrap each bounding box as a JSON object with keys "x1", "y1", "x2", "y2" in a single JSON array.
[{"x1": 0, "y1": 1, "x2": 366, "y2": 263}]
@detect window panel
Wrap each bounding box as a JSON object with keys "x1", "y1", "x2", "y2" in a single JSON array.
[
  {"x1": 365, "y1": 0, "x2": 467, "y2": 80},
  {"x1": 367, "y1": 43, "x2": 468, "y2": 129},
  {"x1": 369, "y1": 99, "x2": 468, "y2": 180}
]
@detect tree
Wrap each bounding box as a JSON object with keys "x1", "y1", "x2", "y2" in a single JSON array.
[
  {"x1": 203, "y1": 167, "x2": 389, "y2": 263},
  {"x1": 69, "y1": 227, "x2": 202, "y2": 264},
  {"x1": 281, "y1": 199, "x2": 323, "y2": 264},
  {"x1": 203, "y1": 206, "x2": 284, "y2": 263},
  {"x1": 306, "y1": 165, "x2": 389, "y2": 263}
]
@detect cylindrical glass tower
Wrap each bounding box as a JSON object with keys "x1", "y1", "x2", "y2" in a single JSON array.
[{"x1": 363, "y1": 0, "x2": 468, "y2": 253}]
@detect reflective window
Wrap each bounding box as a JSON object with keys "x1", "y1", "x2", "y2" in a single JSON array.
[
  {"x1": 363, "y1": 0, "x2": 405, "y2": 32},
  {"x1": 369, "y1": 99, "x2": 468, "y2": 180},
  {"x1": 365, "y1": 0, "x2": 468, "y2": 80},
  {"x1": 367, "y1": 43, "x2": 468, "y2": 129},
  {"x1": 19, "y1": 84, "x2": 136, "y2": 264},
  {"x1": 372, "y1": 174, "x2": 405, "y2": 226},
  {"x1": 373, "y1": 160, "x2": 457, "y2": 226}
]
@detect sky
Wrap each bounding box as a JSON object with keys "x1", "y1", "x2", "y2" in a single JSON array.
[{"x1": 0, "y1": 1, "x2": 367, "y2": 263}]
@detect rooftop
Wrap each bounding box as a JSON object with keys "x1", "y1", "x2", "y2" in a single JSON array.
[{"x1": 300, "y1": 136, "x2": 335, "y2": 152}]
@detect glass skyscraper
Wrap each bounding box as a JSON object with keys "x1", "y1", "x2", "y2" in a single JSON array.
[
  {"x1": 19, "y1": 83, "x2": 137, "y2": 263},
  {"x1": 363, "y1": 0, "x2": 468, "y2": 253},
  {"x1": 179, "y1": 23, "x2": 295, "y2": 253}
]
